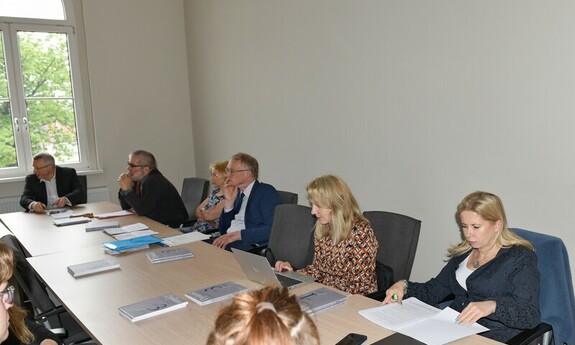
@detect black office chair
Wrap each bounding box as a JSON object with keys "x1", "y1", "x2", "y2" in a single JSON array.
[
  {"x1": 1, "y1": 235, "x2": 93, "y2": 345},
  {"x1": 506, "y1": 228, "x2": 575, "y2": 345},
  {"x1": 180, "y1": 177, "x2": 209, "y2": 225},
  {"x1": 77, "y1": 175, "x2": 88, "y2": 204},
  {"x1": 262, "y1": 204, "x2": 315, "y2": 270},
  {"x1": 363, "y1": 211, "x2": 421, "y2": 300},
  {"x1": 276, "y1": 190, "x2": 298, "y2": 205}
]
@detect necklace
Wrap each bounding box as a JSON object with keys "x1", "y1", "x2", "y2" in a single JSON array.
[{"x1": 472, "y1": 260, "x2": 480, "y2": 268}]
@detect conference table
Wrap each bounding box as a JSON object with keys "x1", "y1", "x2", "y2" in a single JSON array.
[{"x1": 0, "y1": 202, "x2": 502, "y2": 345}]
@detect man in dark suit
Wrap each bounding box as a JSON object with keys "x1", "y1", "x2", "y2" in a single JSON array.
[
  {"x1": 20, "y1": 153, "x2": 86, "y2": 212},
  {"x1": 212, "y1": 152, "x2": 282, "y2": 251},
  {"x1": 118, "y1": 150, "x2": 188, "y2": 228}
]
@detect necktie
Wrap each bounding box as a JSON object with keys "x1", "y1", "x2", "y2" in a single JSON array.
[
  {"x1": 236, "y1": 191, "x2": 244, "y2": 209},
  {"x1": 135, "y1": 181, "x2": 142, "y2": 197}
]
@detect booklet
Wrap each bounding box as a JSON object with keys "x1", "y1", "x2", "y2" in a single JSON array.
[
  {"x1": 102, "y1": 235, "x2": 163, "y2": 253},
  {"x1": 185, "y1": 281, "x2": 248, "y2": 306},
  {"x1": 53, "y1": 217, "x2": 91, "y2": 226},
  {"x1": 85, "y1": 220, "x2": 119, "y2": 232},
  {"x1": 118, "y1": 293, "x2": 188, "y2": 322},
  {"x1": 297, "y1": 287, "x2": 348, "y2": 315},
  {"x1": 147, "y1": 248, "x2": 194, "y2": 264},
  {"x1": 358, "y1": 297, "x2": 489, "y2": 345},
  {"x1": 67, "y1": 258, "x2": 120, "y2": 277}
]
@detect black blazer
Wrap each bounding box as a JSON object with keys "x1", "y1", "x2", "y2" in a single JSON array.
[{"x1": 20, "y1": 166, "x2": 86, "y2": 210}]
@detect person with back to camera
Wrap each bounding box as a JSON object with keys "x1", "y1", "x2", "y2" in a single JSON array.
[
  {"x1": 181, "y1": 161, "x2": 227, "y2": 233},
  {"x1": 382, "y1": 191, "x2": 540, "y2": 342},
  {"x1": 275, "y1": 175, "x2": 378, "y2": 295},
  {"x1": 20, "y1": 152, "x2": 85, "y2": 213},
  {"x1": 206, "y1": 286, "x2": 319, "y2": 345},
  {"x1": 0, "y1": 243, "x2": 61, "y2": 345}
]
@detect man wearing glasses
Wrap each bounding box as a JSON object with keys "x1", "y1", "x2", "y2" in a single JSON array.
[
  {"x1": 118, "y1": 150, "x2": 188, "y2": 228},
  {"x1": 211, "y1": 152, "x2": 282, "y2": 251},
  {"x1": 20, "y1": 152, "x2": 86, "y2": 213}
]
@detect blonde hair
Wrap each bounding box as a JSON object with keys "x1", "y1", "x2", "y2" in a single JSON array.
[
  {"x1": 206, "y1": 286, "x2": 319, "y2": 345},
  {"x1": 447, "y1": 191, "x2": 534, "y2": 257},
  {"x1": 0, "y1": 243, "x2": 34, "y2": 344},
  {"x1": 210, "y1": 161, "x2": 228, "y2": 176},
  {"x1": 306, "y1": 175, "x2": 368, "y2": 244}
]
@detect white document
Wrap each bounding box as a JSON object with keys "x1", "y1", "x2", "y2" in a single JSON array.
[
  {"x1": 105, "y1": 223, "x2": 149, "y2": 236},
  {"x1": 113, "y1": 230, "x2": 159, "y2": 240},
  {"x1": 359, "y1": 298, "x2": 489, "y2": 345},
  {"x1": 95, "y1": 210, "x2": 133, "y2": 219},
  {"x1": 49, "y1": 210, "x2": 74, "y2": 219},
  {"x1": 160, "y1": 232, "x2": 210, "y2": 247}
]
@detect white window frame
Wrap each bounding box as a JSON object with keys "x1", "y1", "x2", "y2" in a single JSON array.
[{"x1": 0, "y1": 0, "x2": 98, "y2": 181}]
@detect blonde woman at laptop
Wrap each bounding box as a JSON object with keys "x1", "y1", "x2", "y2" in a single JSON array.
[
  {"x1": 206, "y1": 286, "x2": 319, "y2": 345},
  {"x1": 275, "y1": 175, "x2": 378, "y2": 295}
]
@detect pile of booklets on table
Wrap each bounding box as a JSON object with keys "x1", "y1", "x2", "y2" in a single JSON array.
[
  {"x1": 185, "y1": 281, "x2": 248, "y2": 306},
  {"x1": 146, "y1": 248, "x2": 194, "y2": 264},
  {"x1": 102, "y1": 235, "x2": 163, "y2": 255},
  {"x1": 67, "y1": 258, "x2": 120, "y2": 278},
  {"x1": 119, "y1": 293, "x2": 188, "y2": 322}
]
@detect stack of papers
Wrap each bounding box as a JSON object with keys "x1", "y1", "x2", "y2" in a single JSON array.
[
  {"x1": 146, "y1": 248, "x2": 194, "y2": 264},
  {"x1": 119, "y1": 293, "x2": 188, "y2": 322},
  {"x1": 104, "y1": 223, "x2": 158, "y2": 240},
  {"x1": 53, "y1": 217, "x2": 91, "y2": 226},
  {"x1": 67, "y1": 258, "x2": 120, "y2": 277},
  {"x1": 102, "y1": 235, "x2": 163, "y2": 255},
  {"x1": 85, "y1": 221, "x2": 119, "y2": 232},
  {"x1": 160, "y1": 232, "x2": 210, "y2": 247},
  {"x1": 95, "y1": 210, "x2": 133, "y2": 219},
  {"x1": 358, "y1": 297, "x2": 489, "y2": 345}
]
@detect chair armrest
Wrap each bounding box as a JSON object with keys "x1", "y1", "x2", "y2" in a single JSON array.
[
  {"x1": 365, "y1": 290, "x2": 387, "y2": 301},
  {"x1": 505, "y1": 323, "x2": 552, "y2": 345},
  {"x1": 35, "y1": 305, "x2": 67, "y2": 322}
]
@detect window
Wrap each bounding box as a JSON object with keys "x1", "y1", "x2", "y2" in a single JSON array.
[{"x1": 0, "y1": 0, "x2": 95, "y2": 180}]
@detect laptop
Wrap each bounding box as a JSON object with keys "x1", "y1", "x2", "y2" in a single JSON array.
[{"x1": 231, "y1": 248, "x2": 315, "y2": 289}]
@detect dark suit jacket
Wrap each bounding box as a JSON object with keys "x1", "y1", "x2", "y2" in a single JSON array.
[
  {"x1": 20, "y1": 166, "x2": 86, "y2": 210},
  {"x1": 118, "y1": 169, "x2": 188, "y2": 228},
  {"x1": 408, "y1": 246, "x2": 540, "y2": 342},
  {"x1": 218, "y1": 180, "x2": 282, "y2": 250}
]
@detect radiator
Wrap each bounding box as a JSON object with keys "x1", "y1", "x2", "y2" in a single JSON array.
[{"x1": 0, "y1": 187, "x2": 110, "y2": 214}]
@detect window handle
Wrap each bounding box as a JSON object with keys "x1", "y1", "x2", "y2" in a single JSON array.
[
  {"x1": 22, "y1": 117, "x2": 28, "y2": 131},
  {"x1": 14, "y1": 117, "x2": 19, "y2": 132}
]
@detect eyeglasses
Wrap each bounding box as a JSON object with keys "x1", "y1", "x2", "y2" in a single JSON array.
[
  {"x1": 33, "y1": 163, "x2": 53, "y2": 171},
  {"x1": 127, "y1": 162, "x2": 148, "y2": 168},
  {"x1": 1, "y1": 285, "x2": 14, "y2": 305},
  {"x1": 225, "y1": 168, "x2": 249, "y2": 175}
]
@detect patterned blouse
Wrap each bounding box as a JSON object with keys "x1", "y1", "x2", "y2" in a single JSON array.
[
  {"x1": 189, "y1": 188, "x2": 224, "y2": 232},
  {"x1": 298, "y1": 220, "x2": 378, "y2": 295}
]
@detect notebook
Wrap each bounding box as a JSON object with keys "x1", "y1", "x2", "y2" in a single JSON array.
[
  {"x1": 231, "y1": 248, "x2": 315, "y2": 289},
  {"x1": 297, "y1": 287, "x2": 348, "y2": 315}
]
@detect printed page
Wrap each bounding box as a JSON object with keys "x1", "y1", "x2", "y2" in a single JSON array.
[{"x1": 359, "y1": 297, "x2": 440, "y2": 331}]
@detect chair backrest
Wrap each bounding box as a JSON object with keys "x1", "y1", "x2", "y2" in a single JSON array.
[
  {"x1": 77, "y1": 175, "x2": 88, "y2": 204},
  {"x1": 511, "y1": 228, "x2": 575, "y2": 345},
  {"x1": 276, "y1": 190, "x2": 298, "y2": 205},
  {"x1": 363, "y1": 211, "x2": 421, "y2": 282},
  {"x1": 265, "y1": 204, "x2": 315, "y2": 270},
  {"x1": 181, "y1": 177, "x2": 210, "y2": 222}
]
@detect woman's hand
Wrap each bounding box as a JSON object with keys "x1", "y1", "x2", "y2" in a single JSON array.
[
  {"x1": 274, "y1": 261, "x2": 293, "y2": 272},
  {"x1": 456, "y1": 301, "x2": 496, "y2": 324},
  {"x1": 381, "y1": 280, "x2": 407, "y2": 305}
]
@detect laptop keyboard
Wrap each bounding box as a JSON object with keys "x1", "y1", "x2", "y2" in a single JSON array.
[{"x1": 275, "y1": 273, "x2": 301, "y2": 287}]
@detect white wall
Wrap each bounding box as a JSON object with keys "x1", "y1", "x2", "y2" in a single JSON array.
[{"x1": 184, "y1": 1, "x2": 575, "y2": 284}]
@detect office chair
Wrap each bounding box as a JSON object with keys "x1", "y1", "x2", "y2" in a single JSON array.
[
  {"x1": 506, "y1": 228, "x2": 575, "y2": 345},
  {"x1": 362, "y1": 211, "x2": 421, "y2": 301},
  {"x1": 262, "y1": 204, "x2": 316, "y2": 270},
  {"x1": 77, "y1": 175, "x2": 88, "y2": 204},
  {"x1": 180, "y1": 177, "x2": 209, "y2": 225},
  {"x1": 276, "y1": 190, "x2": 298, "y2": 205},
  {"x1": 1, "y1": 234, "x2": 93, "y2": 345}
]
